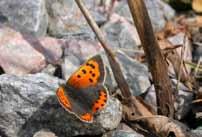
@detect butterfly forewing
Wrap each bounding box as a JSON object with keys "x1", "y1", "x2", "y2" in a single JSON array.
[{"x1": 67, "y1": 55, "x2": 105, "y2": 89}]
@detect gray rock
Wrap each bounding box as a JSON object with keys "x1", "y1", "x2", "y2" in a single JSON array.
[
  {"x1": 114, "y1": 0, "x2": 175, "y2": 32},
  {"x1": 115, "y1": 51, "x2": 150, "y2": 95},
  {"x1": 41, "y1": 64, "x2": 57, "y2": 76},
  {"x1": 144, "y1": 85, "x2": 157, "y2": 112},
  {"x1": 172, "y1": 79, "x2": 194, "y2": 120},
  {"x1": 61, "y1": 54, "x2": 81, "y2": 80},
  {"x1": 33, "y1": 130, "x2": 58, "y2": 137},
  {"x1": 0, "y1": 0, "x2": 48, "y2": 36},
  {"x1": 191, "y1": 127, "x2": 202, "y2": 137},
  {"x1": 63, "y1": 39, "x2": 103, "y2": 61},
  {"x1": 144, "y1": 79, "x2": 194, "y2": 120},
  {"x1": 0, "y1": 73, "x2": 122, "y2": 137},
  {"x1": 46, "y1": 0, "x2": 106, "y2": 38},
  {"x1": 102, "y1": 16, "x2": 141, "y2": 51}
]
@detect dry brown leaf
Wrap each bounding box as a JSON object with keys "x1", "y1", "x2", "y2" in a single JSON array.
[{"x1": 192, "y1": 0, "x2": 202, "y2": 13}]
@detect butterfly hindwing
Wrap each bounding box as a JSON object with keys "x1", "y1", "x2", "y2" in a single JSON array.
[
  {"x1": 56, "y1": 85, "x2": 72, "y2": 111},
  {"x1": 67, "y1": 55, "x2": 105, "y2": 89},
  {"x1": 56, "y1": 84, "x2": 108, "y2": 123}
]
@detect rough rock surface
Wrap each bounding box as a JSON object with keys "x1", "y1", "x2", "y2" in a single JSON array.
[
  {"x1": 0, "y1": 0, "x2": 48, "y2": 36},
  {"x1": 0, "y1": 26, "x2": 63, "y2": 75},
  {"x1": 114, "y1": 0, "x2": 175, "y2": 31},
  {"x1": 0, "y1": 73, "x2": 122, "y2": 137},
  {"x1": 46, "y1": 0, "x2": 105, "y2": 38},
  {"x1": 113, "y1": 51, "x2": 150, "y2": 95},
  {"x1": 102, "y1": 15, "x2": 141, "y2": 51}
]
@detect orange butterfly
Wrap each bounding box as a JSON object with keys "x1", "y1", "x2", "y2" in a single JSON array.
[{"x1": 56, "y1": 55, "x2": 108, "y2": 123}]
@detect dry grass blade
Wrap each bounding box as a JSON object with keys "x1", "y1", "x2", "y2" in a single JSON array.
[{"x1": 127, "y1": 0, "x2": 174, "y2": 117}]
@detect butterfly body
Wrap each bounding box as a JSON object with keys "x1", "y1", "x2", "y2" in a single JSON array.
[{"x1": 56, "y1": 55, "x2": 108, "y2": 123}]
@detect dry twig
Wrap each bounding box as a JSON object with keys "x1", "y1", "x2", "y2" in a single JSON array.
[{"x1": 128, "y1": 0, "x2": 174, "y2": 117}]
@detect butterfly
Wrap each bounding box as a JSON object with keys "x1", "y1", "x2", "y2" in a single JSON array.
[{"x1": 56, "y1": 55, "x2": 108, "y2": 123}]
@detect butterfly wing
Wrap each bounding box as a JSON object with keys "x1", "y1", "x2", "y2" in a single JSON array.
[
  {"x1": 67, "y1": 55, "x2": 105, "y2": 89},
  {"x1": 56, "y1": 55, "x2": 108, "y2": 123},
  {"x1": 56, "y1": 85, "x2": 72, "y2": 111},
  {"x1": 65, "y1": 85, "x2": 108, "y2": 123},
  {"x1": 56, "y1": 84, "x2": 108, "y2": 123}
]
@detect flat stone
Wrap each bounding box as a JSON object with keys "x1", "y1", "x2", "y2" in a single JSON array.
[{"x1": 0, "y1": 0, "x2": 48, "y2": 36}]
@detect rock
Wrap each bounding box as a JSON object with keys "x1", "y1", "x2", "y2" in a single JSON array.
[
  {"x1": 103, "y1": 123, "x2": 145, "y2": 137},
  {"x1": 96, "y1": 97, "x2": 122, "y2": 130},
  {"x1": 0, "y1": 26, "x2": 63, "y2": 75},
  {"x1": 64, "y1": 39, "x2": 103, "y2": 60},
  {"x1": 191, "y1": 127, "x2": 202, "y2": 137},
  {"x1": 172, "y1": 79, "x2": 194, "y2": 120},
  {"x1": 144, "y1": 79, "x2": 194, "y2": 120},
  {"x1": 113, "y1": 0, "x2": 175, "y2": 31},
  {"x1": 102, "y1": 14, "x2": 141, "y2": 51},
  {"x1": 62, "y1": 54, "x2": 81, "y2": 80},
  {"x1": 144, "y1": 85, "x2": 157, "y2": 112},
  {"x1": 46, "y1": 0, "x2": 106, "y2": 38},
  {"x1": 28, "y1": 36, "x2": 63, "y2": 64},
  {"x1": 114, "y1": 51, "x2": 150, "y2": 95},
  {"x1": 0, "y1": 73, "x2": 122, "y2": 137},
  {"x1": 0, "y1": 0, "x2": 48, "y2": 36},
  {"x1": 33, "y1": 130, "x2": 57, "y2": 137},
  {"x1": 41, "y1": 64, "x2": 57, "y2": 76},
  {"x1": 145, "y1": 0, "x2": 175, "y2": 31},
  {"x1": 0, "y1": 26, "x2": 46, "y2": 75}
]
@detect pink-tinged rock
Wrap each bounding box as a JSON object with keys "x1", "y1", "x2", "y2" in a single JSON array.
[
  {"x1": 25, "y1": 36, "x2": 63, "y2": 64},
  {"x1": 0, "y1": 26, "x2": 63, "y2": 75},
  {"x1": 65, "y1": 39, "x2": 103, "y2": 59}
]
